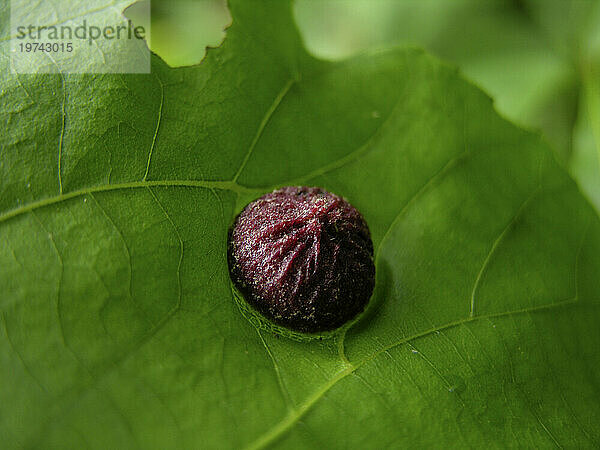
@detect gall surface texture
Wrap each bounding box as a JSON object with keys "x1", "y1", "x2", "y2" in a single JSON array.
[{"x1": 227, "y1": 186, "x2": 375, "y2": 333}]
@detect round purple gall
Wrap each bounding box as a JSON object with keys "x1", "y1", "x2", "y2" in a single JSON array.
[{"x1": 227, "y1": 186, "x2": 375, "y2": 334}]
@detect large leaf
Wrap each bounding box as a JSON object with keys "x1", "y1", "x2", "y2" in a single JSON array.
[{"x1": 1, "y1": 1, "x2": 600, "y2": 448}]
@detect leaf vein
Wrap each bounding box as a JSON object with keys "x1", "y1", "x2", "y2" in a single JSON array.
[
  {"x1": 257, "y1": 329, "x2": 293, "y2": 410},
  {"x1": 245, "y1": 297, "x2": 587, "y2": 449},
  {"x1": 2, "y1": 312, "x2": 49, "y2": 394},
  {"x1": 470, "y1": 187, "x2": 542, "y2": 317},
  {"x1": 143, "y1": 75, "x2": 164, "y2": 181},
  {"x1": 0, "y1": 179, "x2": 260, "y2": 226},
  {"x1": 147, "y1": 187, "x2": 184, "y2": 314},
  {"x1": 233, "y1": 78, "x2": 295, "y2": 182},
  {"x1": 57, "y1": 70, "x2": 67, "y2": 194}
]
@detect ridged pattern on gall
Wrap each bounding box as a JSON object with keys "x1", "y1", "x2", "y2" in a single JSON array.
[{"x1": 227, "y1": 186, "x2": 375, "y2": 333}]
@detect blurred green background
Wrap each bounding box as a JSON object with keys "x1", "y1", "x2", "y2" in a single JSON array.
[{"x1": 127, "y1": 0, "x2": 600, "y2": 212}]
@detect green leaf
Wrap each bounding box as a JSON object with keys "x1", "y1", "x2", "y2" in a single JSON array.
[{"x1": 1, "y1": 1, "x2": 600, "y2": 448}]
